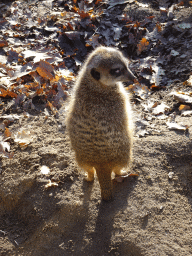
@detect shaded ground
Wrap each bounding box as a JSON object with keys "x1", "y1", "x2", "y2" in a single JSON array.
[{"x1": 0, "y1": 1, "x2": 192, "y2": 255}]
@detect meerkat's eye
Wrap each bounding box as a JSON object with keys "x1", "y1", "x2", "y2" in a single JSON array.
[
  {"x1": 91, "y1": 68, "x2": 100, "y2": 81},
  {"x1": 110, "y1": 68, "x2": 122, "y2": 77}
]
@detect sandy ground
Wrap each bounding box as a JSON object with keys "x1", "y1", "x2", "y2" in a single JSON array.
[{"x1": 0, "y1": 92, "x2": 192, "y2": 256}]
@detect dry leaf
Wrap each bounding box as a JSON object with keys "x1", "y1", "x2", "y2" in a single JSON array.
[
  {"x1": 68, "y1": 22, "x2": 74, "y2": 31},
  {"x1": 137, "y1": 38, "x2": 149, "y2": 55},
  {"x1": 0, "y1": 89, "x2": 17, "y2": 98},
  {"x1": 150, "y1": 84, "x2": 161, "y2": 90},
  {"x1": 4, "y1": 128, "x2": 11, "y2": 138},
  {"x1": 170, "y1": 92, "x2": 192, "y2": 104},
  {"x1": 135, "y1": 1, "x2": 148, "y2": 7},
  {"x1": 1, "y1": 114, "x2": 20, "y2": 122},
  {"x1": 36, "y1": 60, "x2": 54, "y2": 80},
  {"x1": 114, "y1": 173, "x2": 139, "y2": 182},
  {"x1": 14, "y1": 128, "x2": 34, "y2": 148},
  {"x1": 0, "y1": 141, "x2": 10, "y2": 152},
  {"x1": 79, "y1": 10, "x2": 90, "y2": 19},
  {"x1": 152, "y1": 103, "x2": 170, "y2": 115},
  {"x1": 179, "y1": 105, "x2": 191, "y2": 111},
  {"x1": 127, "y1": 83, "x2": 150, "y2": 99},
  {"x1": 47, "y1": 101, "x2": 57, "y2": 115},
  {"x1": 45, "y1": 179, "x2": 58, "y2": 189},
  {"x1": 152, "y1": 102, "x2": 158, "y2": 108},
  {"x1": 156, "y1": 23, "x2": 162, "y2": 32},
  {"x1": 0, "y1": 40, "x2": 8, "y2": 48},
  {"x1": 184, "y1": 75, "x2": 192, "y2": 86},
  {"x1": 36, "y1": 88, "x2": 44, "y2": 95},
  {"x1": 95, "y1": 0, "x2": 103, "y2": 4},
  {"x1": 86, "y1": 34, "x2": 100, "y2": 48},
  {"x1": 178, "y1": 1, "x2": 184, "y2": 6},
  {"x1": 0, "y1": 141, "x2": 13, "y2": 158},
  {"x1": 166, "y1": 122, "x2": 188, "y2": 131},
  {"x1": 181, "y1": 110, "x2": 192, "y2": 116}
]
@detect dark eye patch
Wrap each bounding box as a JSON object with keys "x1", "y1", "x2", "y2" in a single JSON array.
[
  {"x1": 110, "y1": 68, "x2": 122, "y2": 77},
  {"x1": 91, "y1": 68, "x2": 100, "y2": 80}
]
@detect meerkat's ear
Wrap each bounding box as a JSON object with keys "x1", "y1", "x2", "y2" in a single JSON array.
[{"x1": 91, "y1": 68, "x2": 100, "y2": 81}]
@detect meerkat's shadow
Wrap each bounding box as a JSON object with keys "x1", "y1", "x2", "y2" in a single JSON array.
[
  {"x1": 113, "y1": 175, "x2": 138, "y2": 200},
  {"x1": 81, "y1": 176, "x2": 138, "y2": 255},
  {"x1": 82, "y1": 173, "x2": 138, "y2": 203}
]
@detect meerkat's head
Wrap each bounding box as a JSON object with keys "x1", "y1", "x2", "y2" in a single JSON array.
[{"x1": 86, "y1": 47, "x2": 136, "y2": 86}]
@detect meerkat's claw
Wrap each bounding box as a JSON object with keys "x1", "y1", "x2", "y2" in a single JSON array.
[{"x1": 115, "y1": 170, "x2": 128, "y2": 177}]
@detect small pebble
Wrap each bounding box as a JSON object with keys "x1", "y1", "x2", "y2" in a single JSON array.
[{"x1": 168, "y1": 172, "x2": 174, "y2": 179}]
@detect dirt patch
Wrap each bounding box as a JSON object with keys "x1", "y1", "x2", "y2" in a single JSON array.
[{"x1": 0, "y1": 104, "x2": 191, "y2": 256}]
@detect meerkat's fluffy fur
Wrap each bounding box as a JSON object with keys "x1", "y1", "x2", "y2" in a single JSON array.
[{"x1": 66, "y1": 46, "x2": 135, "y2": 201}]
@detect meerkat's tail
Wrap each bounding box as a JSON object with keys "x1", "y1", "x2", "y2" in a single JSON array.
[{"x1": 95, "y1": 163, "x2": 113, "y2": 201}]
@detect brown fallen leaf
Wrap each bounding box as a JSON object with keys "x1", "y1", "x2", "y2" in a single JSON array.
[
  {"x1": 183, "y1": 75, "x2": 192, "y2": 86},
  {"x1": 79, "y1": 10, "x2": 90, "y2": 19},
  {"x1": 177, "y1": 1, "x2": 184, "y2": 6},
  {"x1": 152, "y1": 102, "x2": 158, "y2": 108},
  {"x1": 95, "y1": 0, "x2": 103, "y2": 4},
  {"x1": 4, "y1": 128, "x2": 11, "y2": 138},
  {"x1": 156, "y1": 23, "x2": 162, "y2": 32},
  {"x1": 47, "y1": 101, "x2": 57, "y2": 115},
  {"x1": 150, "y1": 84, "x2": 161, "y2": 91},
  {"x1": 0, "y1": 89, "x2": 17, "y2": 98},
  {"x1": 36, "y1": 60, "x2": 54, "y2": 80},
  {"x1": 137, "y1": 38, "x2": 149, "y2": 55},
  {"x1": 0, "y1": 40, "x2": 8, "y2": 48},
  {"x1": 179, "y1": 104, "x2": 191, "y2": 111}
]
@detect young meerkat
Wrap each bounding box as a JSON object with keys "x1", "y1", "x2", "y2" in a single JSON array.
[{"x1": 66, "y1": 46, "x2": 135, "y2": 201}]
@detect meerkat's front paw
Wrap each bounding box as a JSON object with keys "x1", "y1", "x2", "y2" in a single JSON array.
[
  {"x1": 82, "y1": 166, "x2": 95, "y2": 182},
  {"x1": 113, "y1": 167, "x2": 128, "y2": 177},
  {"x1": 115, "y1": 170, "x2": 128, "y2": 177},
  {"x1": 85, "y1": 172, "x2": 94, "y2": 182}
]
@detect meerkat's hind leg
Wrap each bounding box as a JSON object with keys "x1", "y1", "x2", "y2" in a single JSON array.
[
  {"x1": 81, "y1": 165, "x2": 95, "y2": 182},
  {"x1": 113, "y1": 166, "x2": 128, "y2": 177}
]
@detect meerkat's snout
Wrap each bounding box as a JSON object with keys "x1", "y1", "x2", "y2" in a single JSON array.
[
  {"x1": 108, "y1": 65, "x2": 136, "y2": 82},
  {"x1": 124, "y1": 67, "x2": 136, "y2": 82}
]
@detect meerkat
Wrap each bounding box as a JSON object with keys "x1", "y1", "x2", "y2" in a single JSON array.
[{"x1": 66, "y1": 46, "x2": 135, "y2": 201}]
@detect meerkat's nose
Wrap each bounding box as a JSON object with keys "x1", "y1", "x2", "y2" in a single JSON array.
[{"x1": 126, "y1": 68, "x2": 137, "y2": 82}]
